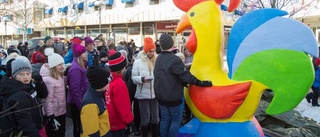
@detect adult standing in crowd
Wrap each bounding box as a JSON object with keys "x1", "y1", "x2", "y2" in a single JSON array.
[
  {"x1": 132, "y1": 37, "x2": 159, "y2": 137},
  {"x1": 18, "y1": 42, "x2": 29, "y2": 58},
  {"x1": 54, "y1": 37, "x2": 66, "y2": 57},
  {"x1": 38, "y1": 36, "x2": 58, "y2": 57},
  {"x1": 67, "y1": 43, "x2": 88, "y2": 137},
  {"x1": 107, "y1": 38, "x2": 117, "y2": 51},
  {"x1": 84, "y1": 36, "x2": 99, "y2": 67},
  {"x1": 95, "y1": 37, "x2": 108, "y2": 53},
  {"x1": 154, "y1": 34, "x2": 212, "y2": 137},
  {"x1": 40, "y1": 53, "x2": 66, "y2": 137}
]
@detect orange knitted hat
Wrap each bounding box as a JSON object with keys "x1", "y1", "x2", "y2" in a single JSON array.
[{"x1": 143, "y1": 37, "x2": 156, "y2": 52}]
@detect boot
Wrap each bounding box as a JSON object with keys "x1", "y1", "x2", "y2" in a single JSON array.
[
  {"x1": 141, "y1": 126, "x2": 149, "y2": 137},
  {"x1": 151, "y1": 124, "x2": 159, "y2": 137}
]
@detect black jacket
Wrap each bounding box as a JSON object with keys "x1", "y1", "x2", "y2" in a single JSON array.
[
  {"x1": 154, "y1": 51, "x2": 201, "y2": 106},
  {"x1": 0, "y1": 76, "x2": 45, "y2": 137},
  {"x1": 123, "y1": 64, "x2": 136, "y2": 102}
]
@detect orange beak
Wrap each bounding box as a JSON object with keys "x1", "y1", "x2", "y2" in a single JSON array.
[{"x1": 176, "y1": 13, "x2": 191, "y2": 34}]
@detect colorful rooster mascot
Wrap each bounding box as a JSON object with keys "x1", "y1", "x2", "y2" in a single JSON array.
[{"x1": 174, "y1": 0, "x2": 319, "y2": 136}]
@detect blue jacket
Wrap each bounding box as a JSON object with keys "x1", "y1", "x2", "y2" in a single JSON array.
[{"x1": 313, "y1": 67, "x2": 320, "y2": 88}]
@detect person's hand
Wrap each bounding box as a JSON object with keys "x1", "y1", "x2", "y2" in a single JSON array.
[
  {"x1": 200, "y1": 81, "x2": 212, "y2": 87},
  {"x1": 196, "y1": 80, "x2": 212, "y2": 87},
  {"x1": 143, "y1": 76, "x2": 153, "y2": 83},
  {"x1": 46, "y1": 115, "x2": 61, "y2": 130}
]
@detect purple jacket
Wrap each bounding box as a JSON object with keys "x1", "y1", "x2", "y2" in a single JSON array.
[{"x1": 67, "y1": 58, "x2": 88, "y2": 109}]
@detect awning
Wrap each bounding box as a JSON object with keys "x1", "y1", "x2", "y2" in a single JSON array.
[
  {"x1": 45, "y1": 8, "x2": 53, "y2": 14},
  {"x1": 77, "y1": 2, "x2": 84, "y2": 9},
  {"x1": 105, "y1": 0, "x2": 113, "y2": 5},
  {"x1": 121, "y1": 0, "x2": 135, "y2": 3},
  {"x1": 58, "y1": 6, "x2": 68, "y2": 13},
  {"x1": 221, "y1": 4, "x2": 228, "y2": 11},
  {"x1": 88, "y1": 2, "x2": 95, "y2": 7}
]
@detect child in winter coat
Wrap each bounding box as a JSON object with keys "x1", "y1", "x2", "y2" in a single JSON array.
[
  {"x1": 40, "y1": 53, "x2": 66, "y2": 137},
  {"x1": 0, "y1": 59, "x2": 45, "y2": 137},
  {"x1": 105, "y1": 52, "x2": 133, "y2": 137},
  {"x1": 67, "y1": 43, "x2": 88, "y2": 137},
  {"x1": 81, "y1": 66, "x2": 112, "y2": 137}
]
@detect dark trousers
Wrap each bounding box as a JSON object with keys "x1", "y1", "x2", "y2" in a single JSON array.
[
  {"x1": 133, "y1": 99, "x2": 141, "y2": 130},
  {"x1": 70, "y1": 104, "x2": 80, "y2": 137},
  {"x1": 111, "y1": 129, "x2": 128, "y2": 137},
  {"x1": 311, "y1": 86, "x2": 320, "y2": 105},
  {"x1": 46, "y1": 114, "x2": 66, "y2": 137}
]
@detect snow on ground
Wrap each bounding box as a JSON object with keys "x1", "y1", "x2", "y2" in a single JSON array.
[{"x1": 294, "y1": 99, "x2": 320, "y2": 123}]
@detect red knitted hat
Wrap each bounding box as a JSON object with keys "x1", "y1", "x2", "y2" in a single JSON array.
[
  {"x1": 71, "y1": 37, "x2": 83, "y2": 45},
  {"x1": 315, "y1": 58, "x2": 320, "y2": 66},
  {"x1": 31, "y1": 51, "x2": 46, "y2": 64},
  {"x1": 108, "y1": 51, "x2": 127, "y2": 72},
  {"x1": 143, "y1": 37, "x2": 156, "y2": 52}
]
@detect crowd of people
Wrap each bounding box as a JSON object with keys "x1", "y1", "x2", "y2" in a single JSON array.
[{"x1": 0, "y1": 33, "x2": 212, "y2": 137}]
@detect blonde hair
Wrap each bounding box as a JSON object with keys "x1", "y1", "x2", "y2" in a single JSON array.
[
  {"x1": 77, "y1": 56, "x2": 86, "y2": 69},
  {"x1": 50, "y1": 67, "x2": 63, "y2": 80}
]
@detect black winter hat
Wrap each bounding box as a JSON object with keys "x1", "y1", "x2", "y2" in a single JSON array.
[
  {"x1": 159, "y1": 34, "x2": 174, "y2": 50},
  {"x1": 86, "y1": 66, "x2": 111, "y2": 89},
  {"x1": 99, "y1": 51, "x2": 108, "y2": 59},
  {"x1": 108, "y1": 52, "x2": 127, "y2": 72}
]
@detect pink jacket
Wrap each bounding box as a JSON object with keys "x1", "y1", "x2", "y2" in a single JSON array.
[{"x1": 40, "y1": 63, "x2": 66, "y2": 117}]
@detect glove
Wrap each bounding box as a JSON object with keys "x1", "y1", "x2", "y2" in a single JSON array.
[
  {"x1": 196, "y1": 80, "x2": 212, "y2": 87},
  {"x1": 47, "y1": 115, "x2": 61, "y2": 130},
  {"x1": 126, "y1": 121, "x2": 134, "y2": 134},
  {"x1": 32, "y1": 74, "x2": 43, "y2": 82}
]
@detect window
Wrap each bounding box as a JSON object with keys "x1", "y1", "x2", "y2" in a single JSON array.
[
  {"x1": 94, "y1": 6, "x2": 100, "y2": 11},
  {"x1": 150, "y1": 0, "x2": 159, "y2": 5},
  {"x1": 143, "y1": 23, "x2": 154, "y2": 35},
  {"x1": 128, "y1": 23, "x2": 140, "y2": 35},
  {"x1": 105, "y1": 5, "x2": 112, "y2": 10},
  {"x1": 125, "y1": 2, "x2": 134, "y2": 8}
]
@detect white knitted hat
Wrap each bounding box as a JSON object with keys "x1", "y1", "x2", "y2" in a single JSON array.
[{"x1": 48, "y1": 53, "x2": 64, "y2": 68}]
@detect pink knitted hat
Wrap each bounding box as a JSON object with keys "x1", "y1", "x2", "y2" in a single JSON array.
[{"x1": 72, "y1": 43, "x2": 86, "y2": 57}]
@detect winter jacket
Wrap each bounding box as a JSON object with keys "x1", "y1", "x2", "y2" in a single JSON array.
[
  {"x1": 40, "y1": 63, "x2": 66, "y2": 117},
  {"x1": 123, "y1": 64, "x2": 136, "y2": 101},
  {"x1": 131, "y1": 52, "x2": 156, "y2": 99},
  {"x1": 81, "y1": 87, "x2": 111, "y2": 137},
  {"x1": 17, "y1": 46, "x2": 29, "y2": 58},
  {"x1": 0, "y1": 76, "x2": 43, "y2": 137},
  {"x1": 313, "y1": 67, "x2": 320, "y2": 88},
  {"x1": 32, "y1": 63, "x2": 44, "y2": 76},
  {"x1": 67, "y1": 58, "x2": 88, "y2": 109},
  {"x1": 64, "y1": 49, "x2": 74, "y2": 64},
  {"x1": 54, "y1": 42, "x2": 66, "y2": 57},
  {"x1": 87, "y1": 50, "x2": 99, "y2": 67},
  {"x1": 105, "y1": 72, "x2": 133, "y2": 131},
  {"x1": 154, "y1": 51, "x2": 202, "y2": 107}
]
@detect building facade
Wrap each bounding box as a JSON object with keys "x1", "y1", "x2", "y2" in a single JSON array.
[{"x1": 36, "y1": 0, "x2": 237, "y2": 47}]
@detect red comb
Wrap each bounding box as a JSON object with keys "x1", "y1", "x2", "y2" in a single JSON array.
[{"x1": 173, "y1": 0, "x2": 241, "y2": 12}]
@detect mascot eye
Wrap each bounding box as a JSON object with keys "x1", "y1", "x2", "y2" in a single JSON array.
[{"x1": 190, "y1": 12, "x2": 195, "y2": 17}]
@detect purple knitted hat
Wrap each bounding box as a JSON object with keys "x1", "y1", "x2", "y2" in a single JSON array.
[
  {"x1": 83, "y1": 36, "x2": 94, "y2": 47},
  {"x1": 72, "y1": 43, "x2": 86, "y2": 57}
]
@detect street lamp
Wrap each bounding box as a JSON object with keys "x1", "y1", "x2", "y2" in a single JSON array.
[{"x1": 93, "y1": 0, "x2": 104, "y2": 34}]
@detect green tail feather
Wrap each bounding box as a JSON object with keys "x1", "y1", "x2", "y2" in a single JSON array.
[{"x1": 233, "y1": 49, "x2": 314, "y2": 115}]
